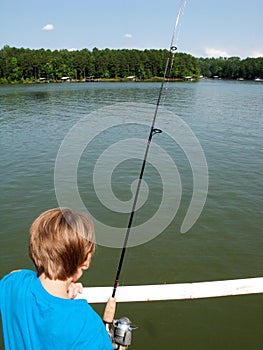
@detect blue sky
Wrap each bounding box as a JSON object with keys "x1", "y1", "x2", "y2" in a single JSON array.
[{"x1": 0, "y1": 0, "x2": 262, "y2": 58}]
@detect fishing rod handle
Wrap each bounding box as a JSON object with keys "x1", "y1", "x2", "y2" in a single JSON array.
[{"x1": 103, "y1": 297, "x2": 116, "y2": 324}]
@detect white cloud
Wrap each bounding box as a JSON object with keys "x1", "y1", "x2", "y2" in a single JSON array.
[
  {"x1": 205, "y1": 47, "x2": 230, "y2": 58},
  {"x1": 251, "y1": 50, "x2": 263, "y2": 58},
  {"x1": 124, "y1": 33, "x2": 133, "y2": 39},
  {"x1": 42, "y1": 24, "x2": 55, "y2": 31},
  {"x1": 69, "y1": 48, "x2": 77, "y2": 52}
]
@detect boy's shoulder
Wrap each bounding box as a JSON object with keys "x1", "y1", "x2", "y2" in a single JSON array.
[
  {"x1": 0, "y1": 270, "x2": 36, "y2": 309},
  {"x1": 1, "y1": 269, "x2": 36, "y2": 284}
]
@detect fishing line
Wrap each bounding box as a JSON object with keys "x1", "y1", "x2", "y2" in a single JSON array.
[
  {"x1": 162, "y1": 0, "x2": 187, "y2": 106},
  {"x1": 111, "y1": 0, "x2": 186, "y2": 299}
]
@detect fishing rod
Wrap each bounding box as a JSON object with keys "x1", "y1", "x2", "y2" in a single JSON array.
[
  {"x1": 103, "y1": 1, "x2": 186, "y2": 345},
  {"x1": 112, "y1": 0, "x2": 185, "y2": 299}
]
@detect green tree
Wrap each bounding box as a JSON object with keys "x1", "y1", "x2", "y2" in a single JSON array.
[{"x1": 0, "y1": 46, "x2": 262, "y2": 83}]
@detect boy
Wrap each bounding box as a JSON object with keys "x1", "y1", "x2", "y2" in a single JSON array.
[{"x1": 0, "y1": 208, "x2": 114, "y2": 349}]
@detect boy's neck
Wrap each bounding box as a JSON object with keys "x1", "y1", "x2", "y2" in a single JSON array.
[{"x1": 39, "y1": 273, "x2": 72, "y2": 299}]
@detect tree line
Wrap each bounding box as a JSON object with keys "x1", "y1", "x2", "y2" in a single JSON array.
[
  {"x1": 0, "y1": 45, "x2": 262, "y2": 83},
  {"x1": 199, "y1": 56, "x2": 263, "y2": 80}
]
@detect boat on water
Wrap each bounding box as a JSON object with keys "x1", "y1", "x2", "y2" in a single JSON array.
[{"x1": 254, "y1": 77, "x2": 263, "y2": 81}]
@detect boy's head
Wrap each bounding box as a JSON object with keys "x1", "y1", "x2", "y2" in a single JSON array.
[{"x1": 29, "y1": 208, "x2": 96, "y2": 281}]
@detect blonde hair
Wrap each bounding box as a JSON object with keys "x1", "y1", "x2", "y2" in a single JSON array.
[{"x1": 29, "y1": 208, "x2": 95, "y2": 280}]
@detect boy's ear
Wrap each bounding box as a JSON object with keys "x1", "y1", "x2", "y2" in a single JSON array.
[{"x1": 81, "y1": 253, "x2": 92, "y2": 270}]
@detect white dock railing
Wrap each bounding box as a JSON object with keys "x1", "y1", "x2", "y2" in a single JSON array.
[{"x1": 77, "y1": 277, "x2": 263, "y2": 303}]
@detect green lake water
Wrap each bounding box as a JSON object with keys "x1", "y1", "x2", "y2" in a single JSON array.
[{"x1": 0, "y1": 80, "x2": 262, "y2": 349}]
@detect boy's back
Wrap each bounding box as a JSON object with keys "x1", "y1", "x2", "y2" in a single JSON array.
[{"x1": 0, "y1": 269, "x2": 113, "y2": 349}]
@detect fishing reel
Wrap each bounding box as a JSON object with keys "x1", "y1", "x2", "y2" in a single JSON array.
[{"x1": 108, "y1": 317, "x2": 137, "y2": 349}]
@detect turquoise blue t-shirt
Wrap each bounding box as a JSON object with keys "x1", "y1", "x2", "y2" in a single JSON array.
[{"x1": 0, "y1": 270, "x2": 113, "y2": 350}]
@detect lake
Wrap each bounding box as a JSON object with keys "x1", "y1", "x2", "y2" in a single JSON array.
[{"x1": 0, "y1": 80, "x2": 262, "y2": 349}]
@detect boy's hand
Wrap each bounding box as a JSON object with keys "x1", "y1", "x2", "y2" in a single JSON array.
[{"x1": 67, "y1": 282, "x2": 83, "y2": 299}]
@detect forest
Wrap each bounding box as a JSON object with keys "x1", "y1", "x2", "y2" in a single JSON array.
[{"x1": 0, "y1": 45, "x2": 262, "y2": 83}]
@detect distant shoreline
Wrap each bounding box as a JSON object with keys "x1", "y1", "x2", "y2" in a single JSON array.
[
  {"x1": 2, "y1": 77, "x2": 262, "y2": 85},
  {"x1": 1, "y1": 47, "x2": 261, "y2": 84},
  {"x1": 0, "y1": 77, "x2": 195, "y2": 85}
]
